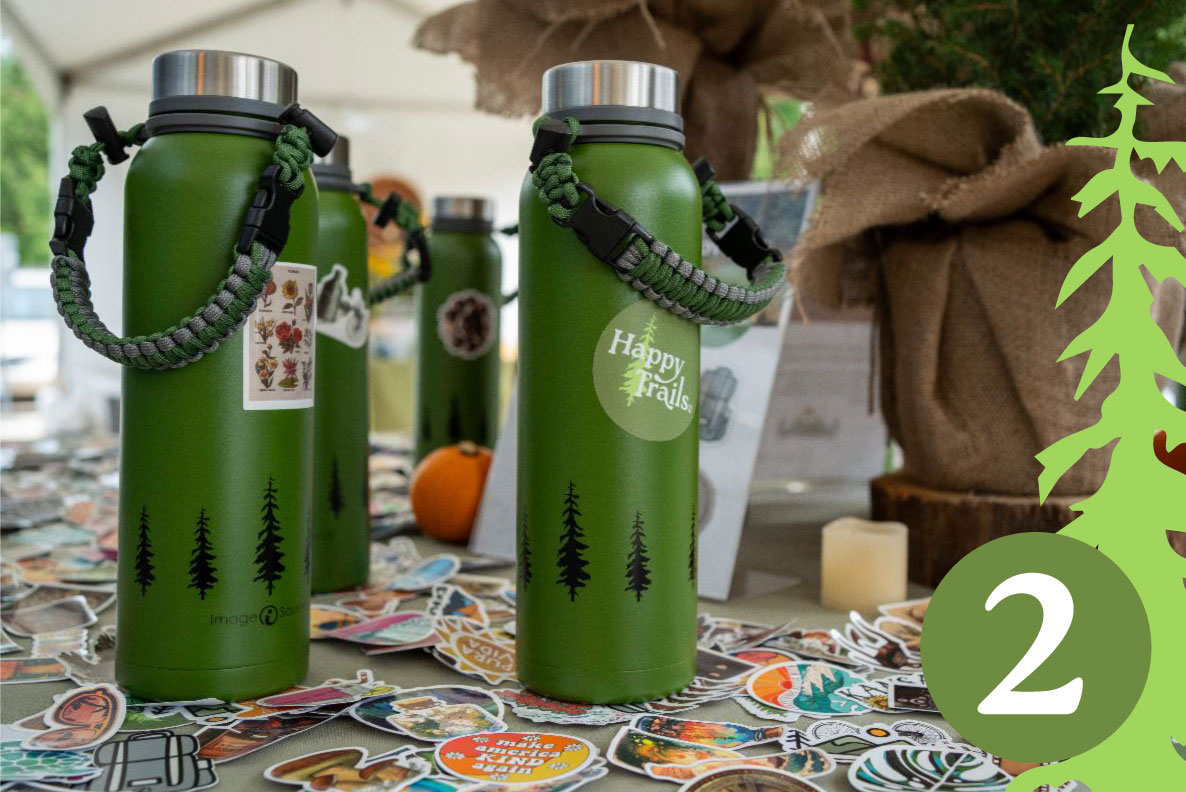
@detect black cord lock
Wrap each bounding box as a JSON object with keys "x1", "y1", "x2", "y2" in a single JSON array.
[
  {"x1": 84, "y1": 106, "x2": 137, "y2": 165},
  {"x1": 279, "y1": 103, "x2": 338, "y2": 157},
  {"x1": 709, "y1": 205, "x2": 783, "y2": 272},
  {"x1": 50, "y1": 178, "x2": 95, "y2": 258},
  {"x1": 236, "y1": 165, "x2": 304, "y2": 255},
  {"x1": 529, "y1": 118, "x2": 574, "y2": 172},
  {"x1": 561, "y1": 184, "x2": 653, "y2": 265},
  {"x1": 373, "y1": 194, "x2": 432, "y2": 284}
]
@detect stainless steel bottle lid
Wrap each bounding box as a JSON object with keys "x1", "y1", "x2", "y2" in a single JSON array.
[
  {"x1": 540, "y1": 60, "x2": 683, "y2": 149},
  {"x1": 542, "y1": 60, "x2": 678, "y2": 114},
  {"x1": 432, "y1": 196, "x2": 494, "y2": 234},
  {"x1": 153, "y1": 50, "x2": 298, "y2": 106},
  {"x1": 148, "y1": 50, "x2": 299, "y2": 137},
  {"x1": 312, "y1": 136, "x2": 353, "y2": 191}
]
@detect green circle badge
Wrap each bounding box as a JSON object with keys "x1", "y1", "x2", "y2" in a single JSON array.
[
  {"x1": 592, "y1": 300, "x2": 697, "y2": 442},
  {"x1": 923, "y1": 532, "x2": 1150, "y2": 762}
]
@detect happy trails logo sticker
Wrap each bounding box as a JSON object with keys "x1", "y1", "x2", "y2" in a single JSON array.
[{"x1": 593, "y1": 301, "x2": 696, "y2": 442}]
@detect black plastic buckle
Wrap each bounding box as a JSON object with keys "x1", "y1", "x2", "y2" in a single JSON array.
[
  {"x1": 561, "y1": 184, "x2": 652, "y2": 265},
  {"x1": 49, "y1": 177, "x2": 94, "y2": 258},
  {"x1": 236, "y1": 165, "x2": 304, "y2": 255},
  {"x1": 412, "y1": 231, "x2": 432, "y2": 283},
  {"x1": 529, "y1": 118, "x2": 573, "y2": 172},
  {"x1": 279, "y1": 103, "x2": 338, "y2": 157},
  {"x1": 373, "y1": 195, "x2": 432, "y2": 283},
  {"x1": 372, "y1": 194, "x2": 403, "y2": 230},
  {"x1": 692, "y1": 157, "x2": 715, "y2": 186},
  {"x1": 84, "y1": 106, "x2": 133, "y2": 165},
  {"x1": 709, "y1": 205, "x2": 783, "y2": 272}
]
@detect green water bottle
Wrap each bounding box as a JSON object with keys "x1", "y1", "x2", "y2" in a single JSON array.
[
  {"x1": 414, "y1": 198, "x2": 502, "y2": 463},
  {"x1": 49, "y1": 50, "x2": 336, "y2": 702},
  {"x1": 516, "y1": 61, "x2": 787, "y2": 703},
  {"x1": 517, "y1": 61, "x2": 701, "y2": 704},
  {"x1": 309, "y1": 137, "x2": 370, "y2": 593}
]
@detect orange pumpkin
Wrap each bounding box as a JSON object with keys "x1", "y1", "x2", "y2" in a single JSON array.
[{"x1": 410, "y1": 442, "x2": 493, "y2": 543}]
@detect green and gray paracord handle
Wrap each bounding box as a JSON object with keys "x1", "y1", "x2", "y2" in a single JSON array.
[
  {"x1": 356, "y1": 183, "x2": 432, "y2": 305},
  {"x1": 49, "y1": 104, "x2": 336, "y2": 371},
  {"x1": 529, "y1": 117, "x2": 786, "y2": 325}
]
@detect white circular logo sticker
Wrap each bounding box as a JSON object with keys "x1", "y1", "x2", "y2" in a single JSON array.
[{"x1": 592, "y1": 301, "x2": 697, "y2": 442}]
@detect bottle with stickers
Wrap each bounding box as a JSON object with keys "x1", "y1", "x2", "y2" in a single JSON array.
[
  {"x1": 309, "y1": 137, "x2": 371, "y2": 593},
  {"x1": 517, "y1": 61, "x2": 702, "y2": 703},
  {"x1": 415, "y1": 197, "x2": 503, "y2": 463},
  {"x1": 48, "y1": 50, "x2": 335, "y2": 701}
]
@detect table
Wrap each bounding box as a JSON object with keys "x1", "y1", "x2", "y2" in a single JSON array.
[{"x1": 2, "y1": 512, "x2": 942, "y2": 790}]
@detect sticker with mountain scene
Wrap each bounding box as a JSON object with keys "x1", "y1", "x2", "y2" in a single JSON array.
[
  {"x1": 437, "y1": 289, "x2": 495, "y2": 360},
  {"x1": 316, "y1": 263, "x2": 368, "y2": 348},
  {"x1": 592, "y1": 301, "x2": 697, "y2": 442}
]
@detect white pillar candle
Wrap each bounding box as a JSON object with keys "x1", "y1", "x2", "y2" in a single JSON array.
[{"x1": 820, "y1": 517, "x2": 908, "y2": 614}]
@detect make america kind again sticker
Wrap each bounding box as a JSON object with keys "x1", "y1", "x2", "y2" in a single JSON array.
[
  {"x1": 592, "y1": 300, "x2": 697, "y2": 441},
  {"x1": 435, "y1": 732, "x2": 596, "y2": 785}
]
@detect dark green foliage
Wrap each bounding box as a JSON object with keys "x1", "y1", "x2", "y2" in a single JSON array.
[
  {"x1": 0, "y1": 56, "x2": 49, "y2": 264},
  {"x1": 255, "y1": 477, "x2": 286, "y2": 595},
  {"x1": 625, "y1": 511, "x2": 652, "y2": 602},
  {"x1": 134, "y1": 506, "x2": 155, "y2": 596},
  {"x1": 519, "y1": 510, "x2": 533, "y2": 587},
  {"x1": 328, "y1": 456, "x2": 344, "y2": 518},
  {"x1": 188, "y1": 508, "x2": 218, "y2": 600},
  {"x1": 858, "y1": 1, "x2": 1186, "y2": 141},
  {"x1": 556, "y1": 482, "x2": 591, "y2": 601}
]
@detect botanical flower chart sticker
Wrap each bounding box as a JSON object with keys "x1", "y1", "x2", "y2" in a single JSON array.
[
  {"x1": 244, "y1": 262, "x2": 316, "y2": 410},
  {"x1": 434, "y1": 731, "x2": 596, "y2": 785}
]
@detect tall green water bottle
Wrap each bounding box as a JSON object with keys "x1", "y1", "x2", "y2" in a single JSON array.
[
  {"x1": 517, "y1": 61, "x2": 701, "y2": 702},
  {"x1": 50, "y1": 50, "x2": 335, "y2": 702},
  {"x1": 415, "y1": 198, "x2": 502, "y2": 462},
  {"x1": 310, "y1": 137, "x2": 371, "y2": 593}
]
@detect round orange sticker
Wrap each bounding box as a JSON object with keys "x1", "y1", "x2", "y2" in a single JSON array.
[{"x1": 435, "y1": 731, "x2": 596, "y2": 785}]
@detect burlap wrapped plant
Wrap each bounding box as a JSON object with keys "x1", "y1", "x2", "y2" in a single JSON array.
[
  {"x1": 782, "y1": 87, "x2": 1185, "y2": 496},
  {"x1": 414, "y1": 0, "x2": 862, "y2": 179}
]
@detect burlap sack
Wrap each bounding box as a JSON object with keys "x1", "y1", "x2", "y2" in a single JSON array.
[
  {"x1": 414, "y1": 0, "x2": 858, "y2": 179},
  {"x1": 782, "y1": 88, "x2": 1186, "y2": 496}
]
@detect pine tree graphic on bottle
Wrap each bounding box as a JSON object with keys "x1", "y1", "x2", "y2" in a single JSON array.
[
  {"x1": 420, "y1": 405, "x2": 431, "y2": 445},
  {"x1": 620, "y1": 315, "x2": 657, "y2": 406},
  {"x1": 255, "y1": 477, "x2": 286, "y2": 595},
  {"x1": 519, "y1": 510, "x2": 532, "y2": 588},
  {"x1": 328, "y1": 456, "x2": 344, "y2": 518},
  {"x1": 556, "y1": 482, "x2": 590, "y2": 601},
  {"x1": 188, "y1": 507, "x2": 218, "y2": 600},
  {"x1": 625, "y1": 511, "x2": 652, "y2": 601},
  {"x1": 688, "y1": 508, "x2": 698, "y2": 584},
  {"x1": 447, "y1": 395, "x2": 462, "y2": 444},
  {"x1": 134, "y1": 506, "x2": 155, "y2": 596}
]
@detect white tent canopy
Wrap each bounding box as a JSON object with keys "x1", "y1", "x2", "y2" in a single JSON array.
[{"x1": 2, "y1": 0, "x2": 527, "y2": 429}]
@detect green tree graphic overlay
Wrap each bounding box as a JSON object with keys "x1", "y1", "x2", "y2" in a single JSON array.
[
  {"x1": 621, "y1": 315, "x2": 657, "y2": 406},
  {"x1": 1019, "y1": 25, "x2": 1185, "y2": 790}
]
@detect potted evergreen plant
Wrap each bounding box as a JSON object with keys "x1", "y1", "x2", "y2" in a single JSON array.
[{"x1": 783, "y1": 3, "x2": 1186, "y2": 585}]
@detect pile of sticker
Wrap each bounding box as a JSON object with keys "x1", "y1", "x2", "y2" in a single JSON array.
[{"x1": 2, "y1": 438, "x2": 1085, "y2": 792}]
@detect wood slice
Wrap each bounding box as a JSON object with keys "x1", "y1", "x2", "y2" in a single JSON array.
[{"x1": 870, "y1": 472, "x2": 1082, "y2": 588}]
